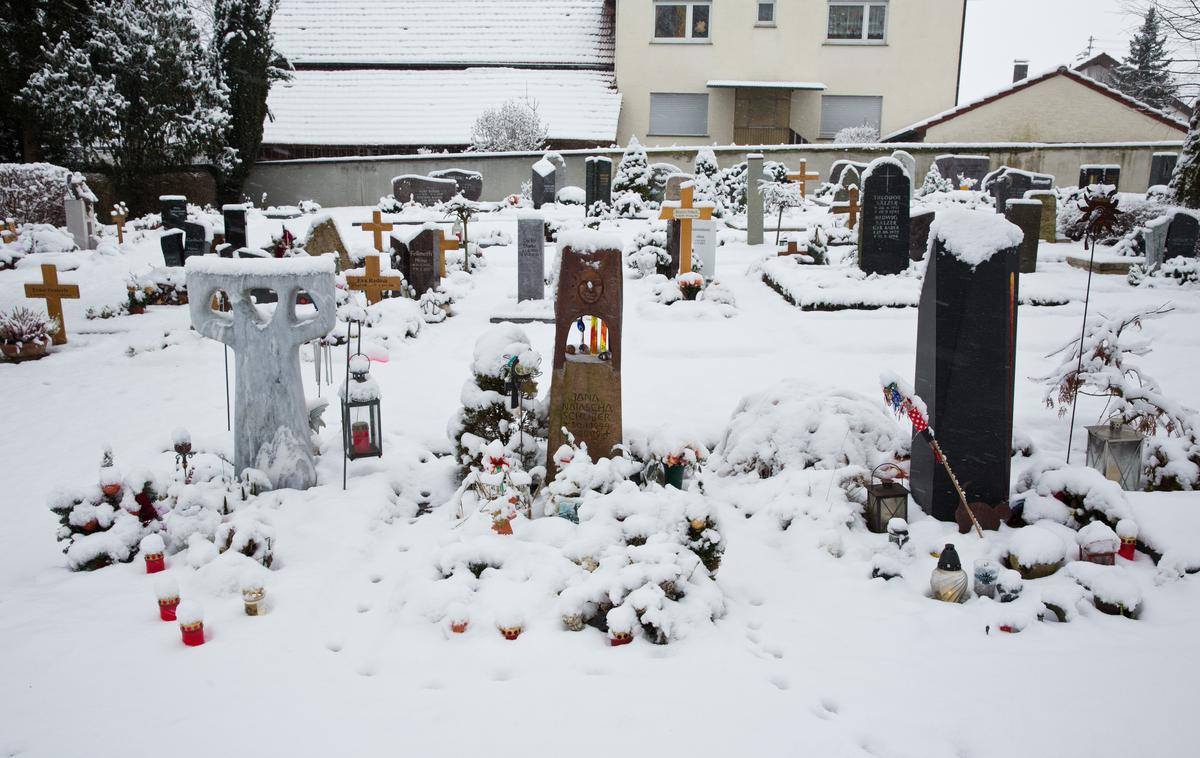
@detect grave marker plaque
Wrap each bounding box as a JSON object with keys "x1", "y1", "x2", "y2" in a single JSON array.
[
  {"x1": 933, "y1": 155, "x2": 991, "y2": 189},
  {"x1": 585, "y1": 157, "x2": 613, "y2": 208},
  {"x1": 664, "y1": 174, "x2": 695, "y2": 203},
  {"x1": 222, "y1": 205, "x2": 248, "y2": 251},
  {"x1": 910, "y1": 209, "x2": 934, "y2": 261},
  {"x1": 1144, "y1": 215, "x2": 1171, "y2": 269},
  {"x1": 532, "y1": 158, "x2": 557, "y2": 210},
  {"x1": 429, "y1": 169, "x2": 482, "y2": 201},
  {"x1": 392, "y1": 175, "x2": 458, "y2": 206},
  {"x1": 160, "y1": 229, "x2": 185, "y2": 267},
  {"x1": 1005, "y1": 199, "x2": 1042, "y2": 274},
  {"x1": 858, "y1": 159, "x2": 910, "y2": 276},
  {"x1": 1166, "y1": 212, "x2": 1199, "y2": 260},
  {"x1": 65, "y1": 198, "x2": 90, "y2": 250},
  {"x1": 182, "y1": 221, "x2": 209, "y2": 261},
  {"x1": 693, "y1": 218, "x2": 717, "y2": 278},
  {"x1": 407, "y1": 227, "x2": 442, "y2": 295},
  {"x1": 517, "y1": 216, "x2": 545, "y2": 301},
  {"x1": 160, "y1": 195, "x2": 187, "y2": 231},
  {"x1": 1079, "y1": 164, "x2": 1121, "y2": 189},
  {"x1": 1025, "y1": 190, "x2": 1057, "y2": 243},
  {"x1": 1149, "y1": 153, "x2": 1178, "y2": 188}
]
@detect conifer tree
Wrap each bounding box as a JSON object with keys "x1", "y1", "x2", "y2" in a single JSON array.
[
  {"x1": 1114, "y1": 7, "x2": 1176, "y2": 111},
  {"x1": 612, "y1": 136, "x2": 653, "y2": 201},
  {"x1": 1171, "y1": 103, "x2": 1200, "y2": 209}
]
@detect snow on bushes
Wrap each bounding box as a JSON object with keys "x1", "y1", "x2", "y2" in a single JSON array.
[
  {"x1": 1014, "y1": 459, "x2": 1133, "y2": 528},
  {"x1": 626, "y1": 225, "x2": 671, "y2": 278},
  {"x1": 612, "y1": 137, "x2": 652, "y2": 202},
  {"x1": 0, "y1": 163, "x2": 72, "y2": 226}
]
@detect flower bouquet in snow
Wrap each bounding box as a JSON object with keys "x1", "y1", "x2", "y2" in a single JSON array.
[
  {"x1": 676, "y1": 271, "x2": 704, "y2": 301},
  {"x1": 0, "y1": 306, "x2": 59, "y2": 361},
  {"x1": 456, "y1": 441, "x2": 532, "y2": 531}
]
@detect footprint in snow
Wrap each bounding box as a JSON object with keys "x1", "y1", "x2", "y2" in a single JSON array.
[
  {"x1": 489, "y1": 668, "x2": 512, "y2": 682},
  {"x1": 369, "y1": 574, "x2": 383, "y2": 584},
  {"x1": 769, "y1": 674, "x2": 790, "y2": 691},
  {"x1": 325, "y1": 639, "x2": 344, "y2": 653},
  {"x1": 811, "y1": 698, "x2": 840, "y2": 719},
  {"x1": 356, "y1": 602, "x2": 372, "y2": 613}
]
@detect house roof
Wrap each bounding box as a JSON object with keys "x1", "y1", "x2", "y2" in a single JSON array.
[
  {"x1": 884, "y1": 65, "x2": 1190, "y2": 141},
  {"x1": 262, "y1": 68, "x2": 622, "y2": 147},
  {"x1": 273, "y1": 0, "x2": 615, "y2": 69}
]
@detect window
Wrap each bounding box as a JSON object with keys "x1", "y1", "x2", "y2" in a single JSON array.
[
  {"x1": 828, "y1": 1, "x2": 887, "y2": 42},
  {"x1": 757, "y1": 2, "x2": 775, "y2": 25},
  {"x1": 650, "y1": 93, "x2": 709, "y2": 136},
  {"x1": 654, "y1": 1, "x2": 710, "y2": 40},
  {"x1": 819, "y1": 95, "x2": 882, "y2": 139}
]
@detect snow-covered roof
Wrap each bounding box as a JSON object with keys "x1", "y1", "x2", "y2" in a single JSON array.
[
  {"x1": 273, "y1": 0, "x2": 614, "y2": 68},
  {"x1": 706, "y1": 80, "x2": 826, "y2": 90},
  {"x1": 263, "y1": 69, "x2": 622, "y2": 146}
]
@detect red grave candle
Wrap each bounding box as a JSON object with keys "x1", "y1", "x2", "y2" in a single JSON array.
[
  {"x1": 144, "y1": 553, "x2": 165, "y2": 574},
  {"x1": 351, "y1": 422, "x2": 370, "y2": 454},
  {"x1": 158, "y1": 596, "x2": 180, "y2": 621},
  {"x1": 610, "y1": 631, "x2": 633, "y2": 647},
  {"x1": 180, "y1": 621, "x2": 205, "y2": 646}
]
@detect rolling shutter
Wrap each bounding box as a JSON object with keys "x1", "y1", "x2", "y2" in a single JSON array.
[
  {"x1": 819, "y1": 95, "x2": 883, "y2": 138},
  {"x1": 650, "y1": 93, "x2": 709, "y2": 136}
]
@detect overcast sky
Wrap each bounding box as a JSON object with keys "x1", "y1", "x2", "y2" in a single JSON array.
[{"x1": 959, "y1": 0, "x2": 1134, "y2": 102}]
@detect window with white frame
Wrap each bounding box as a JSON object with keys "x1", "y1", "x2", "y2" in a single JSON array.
[
  {"x1": 757, "y1": 2, "x2": 775, "y2": 25},
  {"x1": 819, "y1": 95, "x2": 883, "y2": 138},
  {"x1": 649, "y1": 93, "x2": 709, "y2": 136},
  {"x1": 654, "y1": 1, "x2": 711, "y2": 40},
  {"x1": 827, "y1": 1, "x2": 888, "y2": 42}
]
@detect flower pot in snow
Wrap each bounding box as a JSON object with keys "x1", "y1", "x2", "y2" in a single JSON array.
[{"x1": 1, "y1": 342, "x2": 48, "y2": 362}]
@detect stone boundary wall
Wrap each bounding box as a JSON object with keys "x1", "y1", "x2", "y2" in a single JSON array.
[{"x1": 245, "y1": 142, "x2": 1185, "y2": 207}]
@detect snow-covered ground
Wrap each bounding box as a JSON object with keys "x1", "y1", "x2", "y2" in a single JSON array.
[{"x1": 2, "y1": 204, "x2": 1199, "y2": 758}]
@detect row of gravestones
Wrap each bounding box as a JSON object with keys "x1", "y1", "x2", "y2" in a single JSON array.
[
  {"x1": 393, "y1": 169, "x2": 483, "y2": 205},
  {"x1": 531, "y1": 155, "x2": 618, "y2": 210}
]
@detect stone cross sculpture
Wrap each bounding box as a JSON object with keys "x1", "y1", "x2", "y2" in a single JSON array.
[{"x1": 185, "y1": 256, "x2": 337, "y2": 490}]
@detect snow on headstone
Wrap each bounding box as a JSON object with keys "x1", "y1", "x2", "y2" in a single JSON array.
[{"x1": 858, "y1": 157, "x2": 911, "y2": 276}]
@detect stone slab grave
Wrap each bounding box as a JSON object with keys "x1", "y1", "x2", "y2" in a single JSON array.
[
  {"x1": 1149, "y1": 152, "x2": 1178, "y2": 188},
  {"x1": 1166, "y1": 211, "x2": 1199, "y2": 260},
  {"x1": 428, "y1": 169, "x2": 482, "y2": 201},
  {"x1": 1143, "y1": 214, "x2": 1172, "y2": 270},
  {"x1": 858, "y1": 157, "x2": 911, "y2": 276},
  {"x1": 746, "y1": 153, "x2": 765, "y2": 245},
  {"x1": 393, "y1": 174, "x2": 458, "y2": 206},
  {"x1": 585, "y1": 156, "x2": 613, "y2": 209},
  {"x1": 1024, "y1": 190, "x2": 1058, "y2": 243},
  {"x1": 694, "y1": 218, "x2": 718, "y2": 278},
  {"x1": 833, "y1": 164, "x2": 862, "y2": 204},
  {"x1": 532, "y1": 157, "x2": 557, "y2": 210},
  {"x1": 222, "y1": 205, "x2": 248, "y2": 252},
  {"x1": 910, "y1": 209, "x2": 934, "y2": 261},
  {"x1": 830, "y1": 160, "x2": 870, "y2": 188},
  {"x1": 160, "y1": 195, "x2": 188, "y2": 231},
  {"x1": 182, "y1": 221, "x2": 210, "y2": 260},
  {"x1": 185, "y1": 256, "x2": 337, "y2": 490},
  {"x1": 933, "y1": 155, "x2": 991, "y2": 189},
  {"x1": 517, "y1": 214, "x2": 546, "y2": 302},
  {"x1": 547, "y1": 234, "x2": 624, "y2": 482},
  {"x1": 664, "y1": 174, "x2": 695, "y2": 203},
  {"x1": 399, "y1": 224, "x2": 445, "y2": 296},
  {"x1": 666, "y1": 219, "x2": 682, "y2": 277},
  {"x1": 1005, "y1": 198, "x2": 1043, "y2": 273},
  {"x1": 160, "y1": 229, "x2": 186, "y2": 267},
  {"x1": 304, "y1": 216, "x2": 353, "y2": 270},
  {"x1": 912, "y1": 209, "x2": 1021, "y2": 527},
  {"x1": 64, "y1": 199, "x2": 95, "y2": 251},
  {"x1": 986, "y1": 168, "x2": 1053, "y2": 213},
  {"x1": 1079, "y1": 164, "x2": 1121, "y2": 189}
]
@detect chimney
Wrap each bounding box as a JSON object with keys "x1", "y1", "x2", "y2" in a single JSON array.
[{"x1": 1013, "y1": 59, "x2": 1030, "y2": 83}]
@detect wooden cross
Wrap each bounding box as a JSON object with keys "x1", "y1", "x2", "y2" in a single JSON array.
[
  {"x1": 346, "y1": 254, "x2": 403, "y2": 305},
  {"x1": 110, "y1": 209, "x2": 127, "y2": 244},
  {"x1": 1, "y1": 218, "x2": 17, "y2": 244},
  {"x1": 437, "y1": 231, "x2": 460, "y2": 278},
  {"x1": 787, "y1": 160, "x2": 822, "y2": 199},
  {"x1": 353, "y1": 210, "x2": 394, "y2": 253},
  {"x1": 778, "y1": 240, "x2": 802, "y2": 257},
  {"x1": 832, "y1": 187, "x2": 861, "y2": 230},
  {"x1": 658, "y1": 182, "x2": 714, "y2": 274},
  {"x1": 24, "y1": 264, "x2": 79, "y2": 345}
]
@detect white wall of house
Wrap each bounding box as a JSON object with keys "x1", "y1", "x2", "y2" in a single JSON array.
[
  {"x1": 920, "y1": 74, "x2": 1188, "y2": 143},
  {"x1": 614, "y1": 0, "x2": 966, "y2": 146}
]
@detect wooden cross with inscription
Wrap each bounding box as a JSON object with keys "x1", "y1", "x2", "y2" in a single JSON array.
[
  {"x1": 437, "y1": 231, "x2": 460, "y2": 278},
  {"x1": 658, "y1": 182, "x2": 714, "y2": 274},
  {"x1": 787, "y1": 160, "x2": 822, "y2": 199},
  {"x1": 24, "y1": 264, "x2": 80, "y2": 345},
  {"x1": 1, "y1": 218, "x2": 17, "y2": 244},
  {"x1": 832, "y1": 187, "x2": 861, "y2": 230},
  {"x1": 353, "y1": 210, "x2": 394, "y2": 253},
  {"x1": 346, "y1": 254, "x2": 403, "y2": 305},
  {"x1": 110, "y1": 205, "x2": 127, "y2": 244}
]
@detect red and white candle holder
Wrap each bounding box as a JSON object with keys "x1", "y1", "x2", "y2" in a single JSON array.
[
  {"x1": 1117, "y1": 519, "x2": 1138, "y2": 561},
  {"x1": 158, "y1": 595, "x2": 180, "y2": 621},
  {"x1": 177, "y1": 602, "x2": 205, "y2": 646},
  {"x1": 144, "y1": 552, "x2": 165, "y2": 574},
  {"x1": 609, "y1": 630, "x2": 633, "y2": 647},
  {"x1": 499, "y1": 625, "x2": 522, "y2": 641}
]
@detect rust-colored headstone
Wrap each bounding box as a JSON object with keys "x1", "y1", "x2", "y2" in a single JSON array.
[{"x1": 547, "y1": 244, "x2": 623, "y2": 481}]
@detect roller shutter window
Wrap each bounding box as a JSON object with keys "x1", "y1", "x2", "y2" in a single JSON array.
[
  {"x1": 650, "y1": 93, "x2": 709, "y2": 136},
  {"x1": 819, "y1": 95, "x2": 882, "y2": 139}
]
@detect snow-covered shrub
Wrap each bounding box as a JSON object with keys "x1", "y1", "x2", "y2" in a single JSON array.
[
  {"x1": 760, "y1": 180, "x2": 803, "y2": 219},
  {"x1": 163, "y1": 486, "x2": 224, "y2": 553},
  {"x1": 833, "y1": 125, "x2": 880, "y2": 144},
  {"x1": 622, "y1": 431, "x2": 709, "y2": 487},
  {"x1": 1014, "y1": 459, "x2": 1133, "y2": 528},
  {"x1": 1067, "y1": 561, "x2": 1142, "y2": 618},
  {"x1": 418, "y1": 289, "x2": 452, "y2": 323},
  {"x1": 612, "y1": 191, "x2": 645, "y2": 219},
  {"x1": 1129, "y1": 255, "x2": 1200, "y2": 287},
  {"x1": 544, "y1": 433, "x2": 637, "y2": 518},
  {"x1": 626, "y1": 225, "x2": 671, "y2": 278},
  {"x1": 714, "y1": 161, "x2": 748, "y2": 215},
  {"x1": 453, "y1": 441, "x2": 534, "y2": 530},
  {"x1": 1143, "y1": 433, "x2": 1200, "y2": 491},
  {"x1": 127, "y1": 268, "x2": 189, "y2": 310},
  {"x1": 612, "y1": 137, "x2": 652, "y2": 202},
  {"x1": 714, "y1": 379, "x2": 904, "y2": 477},
  {"x1": 1006, "y1": 525, "x2": 1068, "y2": 578},
  {"x1": 918, "y1": 164, "x2": 954, "y2": 197},
  {"x1": 469, "y1": 97, "x2": 548, "y2": 152},
  {"x1": 648, "y1": 163, "x2": 680, "y2": 206},
  {"x1": 0, "y1": 163, "x2": 71, "y2": 225},
  {"x1": 0, "y1": 306, "x2": 59, "y2": 347},
  {"x1": 693, "y1": 148, "x2": 722, "y2": 215},
  {"x1": 1059, "y1": 189, "x2": 1168, "y2": 246},
  {"x1": 49, "y1": 449, "x2": 144, "y2": 571},
  {"x1": 447, "y1": 324, "x2": 547, "y2": 479}
]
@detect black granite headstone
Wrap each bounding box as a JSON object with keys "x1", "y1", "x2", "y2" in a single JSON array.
[
  {"x1": 859, "y1": 160, "x2": 910, "y2": 275},
  {"x1": 989, "y1": 169, "x2": 1053, "y2": 213},
  {"x1": 160, "y1": 229, "x2": 185, "y2": 267},
  {"x1": 1149, "y1": 153, "x2": 1179, "y2": 188},
  {"x1": 429, "y1": 169, "x2": 483, "y2": 201},
  {"x1": 393, "y1": 175, "x2": 458, "y2": 206},
  {"x1": 390, "y1": 233, "x2": 411, "y2": 282},
  {"x1": 933, "y1": 155, "x2": 991, "y2": 189},
  {"x1": 912, "y1": 221, "x2": 1020, "y2": 521},
  {"x1": 830, "y1": 160, "x2": 871, "y2": 187},
  {"x1": 160, "y1": 196, "x2": 187, "y2": 232},
  {"x1": 181, "y1": 221, "x2": 209, "y2": 261},
  {"x1": 1166, "y1": 212, "x2": 1199, "y2": 260},
  {"x1": 532, "y1": 161, "x2": 557, "y2": 210},
  {"x1": 1078, "y1": 165, "x2": 1121, "y2": 189},
  {"x1": 517, "y1": 217, "x2": 545, "y2": 301},
  {"x1": 222, "y1": 206, "x2": 247, "y2": 250},
  {"x1": 666, "y1": 220, "x2": 681, "y2": 278},
  {"x1": 1005, "y1": 199, "x2": 1042, "y2": 274},
  {"x1": 910, "y1": 209, "x2": 934, "y2": 261},
  {"x1": 407, "y1": 228, "x2": 442, "y2": 295},
  {"x1": 585, "y1": 157, "x2": 613, "y2": 208}
]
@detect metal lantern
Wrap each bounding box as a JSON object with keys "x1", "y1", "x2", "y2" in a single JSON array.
[
  {"x1": 1086, "y1": 421, "x2": 1144, "y2": 491},
  {"x1": 866, "y1": 463, "x2": 909, "y2": 534},
  {"x1": 342, "y1": 354, "x2": 382, "y2": 460}
]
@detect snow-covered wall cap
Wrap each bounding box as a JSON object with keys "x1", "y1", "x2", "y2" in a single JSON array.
[
  {"x1": 557, "y1": 229, "x2": 622, "y2": 254},
  {"x1": 159, "y1": 195, "x2": 187, "y2": 201},
  {"x1": 1081, "y1": 164, "x2": 1121, "y2": 170},
  {"x1": 221, "y1": 204, "x2": 250, "y2": 212},
  {"x1": 185, "y1": 254, "x2": 336, "y2": 277},
  {"x1": 430, "y1": 168, "x2": 482, "y2": 178},
  {"x1": 747, "y1": 153, "x2": 764, "y2": 159},
  {"x1": 862, "y1": 156, "x2": 908, "y2": 182},
  {"x1": 1006, "y1": 199, "x2": 1042, "y2": 207},
  {"x1": 532, "y1": 158, "x2": 555, "y2": 176},
  {"x1": 931, "y1": 208, "x2": 1022, "y2": 267},
  {"x1": 392, "y1": 174, "x2": 456, "y2": 185}
]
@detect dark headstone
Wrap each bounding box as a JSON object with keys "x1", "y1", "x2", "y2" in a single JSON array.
[
  {"x1": 222, "y1": 206, "x2": 248, "y2": 250},
  {"x1": 666, "y1": 220, "x2": 681, "y2": 277},
  {"x1": 517, "y1": 216, "x2": 545, "y2": 301},
  {"x1": 585, "y1": 157, "x2": 613, "y2": 208},
  {"x1": 912, "y1": 215, "x2": 1020, "y2": 522},
  {"x1": 988, "y1": 169, "x2": 1053, "y2": 213},
  {"x1": 182, "y1": 221, "x2": 209, "y2": 261},
  {"x1": 1005, "y1": 200, "x2": 1042, "y2": 274},
  {"x1": 1149, "y1": 153, "x2": 1178, "y2": 188},
  {"x1": 1078, "y1": 165, "x2": 1121, "y2": 189},
  {"x1": 1166, "y1": 212, "x2": 1199, "y2": 260},
  {"x1": 532, "y1": 159, "x2": 557, "y2": 210},
  {"x1": 547, "y1": 241, "x2": 624, "y2": 482},
  {"x1": 830, "y1": 160, "x2": 871, "y2": 187},
  {"x1": 389, "y1": 233, "x2": 411, "y2": 282},
  {"x1": 834, "y1": 165, "x2": 861, "y2": 204},
  {"x1": 160, "y1": 196, "x2": 187, "y2": 231},
  {"x1": 910, "y1": 209, "x2": 934, "y2": 261},
  {"x1": 859, "y1": 160, "x2": 910, "y2": 275},
  {"x1": 428, "y1": 169, "x2": 483, "y2": 201},
  {"x1": 160, "y1": 229, "x2": 185, "y2": 267},
  {"x1": 933, "y1": 155, "x2": 991, "y2": 189},
  {"x1": 407, "y1": 227, "x2": 442, "y2": 295},
  {"x1": 392, "y1": 175, "x2": 458, "y2": 206}
]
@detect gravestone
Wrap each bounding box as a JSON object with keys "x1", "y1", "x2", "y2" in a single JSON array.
[
  {"x1": 392, "y1": 175, "x2": 458, "y2": 206},
  {"x1": 693, "y1": 218, "x2": 718, "y2": 279},
  {"x1": 428, "y1": 169, "x2": 482, "y2": 201},
  {"x1": 666, "y1": 220, "x2": 681, "y2": 277},
  {"x1": 517, "y1": 215, "x2": 545, "y2": 301},
  {"x1": 830, "y1": 160, "x2": 870, "y2": 187},
  {"x1": 547, "y1": 236, "x2": 623, "y2": 482},
  {"x1": 835, "y1": 165, "x2": 861, "y2": 204},
  {"x1": 912, "y1": 210, "x2": 1021, "y2": 522},
  {"x1": 746, "y1": 153, "x2": 765, "y2": 245},
  {"x1": 648, "y1": 164, "x2": 679, "y2": 204},
  {"x1": 1149, "y1": 153, "x2": 1178, "y2": 188},
  {"x1": 304, "y1": 216, "x2": 353, "y2": 270},
  {"x1": 1025, "y1": 190, "x2": 1057, "y2": 243},
  {"x1": 933, "y1": 155, "x2": 991, "y2": 189},
  {"x1": 858, "y1": 158, "x2": 910, "y2": 276},
  {"x1": 65, "y1": 198, "x2": 90, "y2": 250},
  {"x1": 1143, "y1": 215, "x2": 1171, "y2": 270},
  {"x1": 585, "y1": 157, "x2": 613, "y2": 208},
  {"x1": 182, "y1": 221, "x2": 210, "y2": 261},
  {"x1": 222, "y1": 205, "x2": 248, "y2": 251},
  {"x1": 1079, "y1": 164, "x2": 1121, "y2": 189},
  {"x1": 1005, "y1": 199, "x2": 1043, "y2": 274},
  {"x1": 389, "y1": 233, "x2": 411, "y2": 281},
  {"x1": 665, "y1": 174, "x2": 695, "y2": 203},
  {"x1": 160, "y1": 229, "x2": 185, "y2": 267},
  {"x1": 405, "y1": 225, "x2": 442, "y2": 295},
  {"x1": 186, "y1": 256, "x2": 337, "y2": 490},
  {"x1": 891, "y1": 150, "x2": 917, "y2": 202},
  {"x1": 910, "y1": 209, "x2": 934, "y2": 261},
  {"x1": 532, "y1": 158, "x2": 557, "y2": 210},
  {"x1": 160, "y1": 195, "x2": 187, "y2": 231},
  {"x1": 1166, "y1": 211, "x2": 1199, "y2": 260}
]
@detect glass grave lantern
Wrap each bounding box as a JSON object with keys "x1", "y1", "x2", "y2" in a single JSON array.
[
  {"x1": 866, "y1": 463, "x2": 909, "y2": 534},
  {"x1": 1086, "y1": 419, "x2": 1144, "y2": 491},
  {"x1": 341, "y1": 353, "x2": 382, "y2": 460}
]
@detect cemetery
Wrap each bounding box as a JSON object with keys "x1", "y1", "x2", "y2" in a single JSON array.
[{"x1": 2, "y1": 1, "x2": 1200, "y2": 756}]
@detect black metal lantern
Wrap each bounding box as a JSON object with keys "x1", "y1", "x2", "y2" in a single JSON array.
[
  {"x1": 866, "y1": 463, "x2": 909, "y2": 534},
  {"x1": 342, "y1": 354, "x2": 382, "y2": 460},
  {"x1": 1086, "y1": 420, "x2": 1144, "y2": 491}
]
